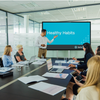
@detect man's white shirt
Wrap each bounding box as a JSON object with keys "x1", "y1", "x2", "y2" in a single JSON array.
[{"x1": 35, "y1": 35, "x2": 54, "y2": 49}]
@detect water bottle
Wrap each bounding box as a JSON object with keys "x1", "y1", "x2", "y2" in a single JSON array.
[
  {"x1": 58, "y1": 62, "x2": 62, "y2": 66},
  {"x1": 64, "y1": 57, "x2": 67, "y2": 62}
]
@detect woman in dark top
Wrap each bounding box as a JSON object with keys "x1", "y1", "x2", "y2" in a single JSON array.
[
  {"x1": 62, "y1": 43, "x2": 94, "y2": 100},
  {"x1": 69, "y1": 43, "x2": 94, "y2": 70},
  {"x1": 15, "y1": 45, "x2": 27, "y2": 62}
]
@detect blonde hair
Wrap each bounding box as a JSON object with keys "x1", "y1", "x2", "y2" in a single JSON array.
[
  {"x1": 16, "y1": 45, "x2": 23, "y2": 50},
  {"x1": 3, "y1": 45, "x2": 12, "y2": 56},
  {"x1": 78, "y1": 55, "x2": 100, "y2": 99}
]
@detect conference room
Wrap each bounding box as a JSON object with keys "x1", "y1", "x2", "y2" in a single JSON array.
[{"x1": 0, "y1": 0, "x2": 100, "y2": 100}]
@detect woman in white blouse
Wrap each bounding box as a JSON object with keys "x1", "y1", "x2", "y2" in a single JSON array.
[{"x1": 76, "y1": 55, "x2": 100, "y2": 100}]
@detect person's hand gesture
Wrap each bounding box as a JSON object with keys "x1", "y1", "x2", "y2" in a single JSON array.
[
  {"x1": 74, "y1": 77, "x2": 83, "y2": 86},
  {"x1": 41, "y1": 44, "x2": 45, "y2": 47},
  {"x1": 73, "y1": 77, "x2": 79, "y2": 84},
  {"x1": 73, "y1": 69, "x2": 81, "y2": 74},
  {"x1": 54, "y1": 35, "x2": 58, "y2": 39},
  {"x1": 72, "y1": 57, "x2": 77, "y2": 60},
  {"x1": 82, "y1": 75, "x2": 86, "y2": 81},
  {"x1": 68, "y1": 64, "x2": 76, "y2": 67},
  {"x1": 75, "y1": 60, "x2": 80, "y2": 63}
]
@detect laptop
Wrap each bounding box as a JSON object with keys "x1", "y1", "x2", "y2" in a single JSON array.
[
  {"x1": 0, "y1": 67, "x2": 13, "y2": 73},
  {"x1": 18, "y1": 55, "x2": 36, "y2": 65},
  {"x1": 0, "y1": 67, "x2": 13, "y2": 77},
  {"x1": 47, "y1": 59, "x2": 64, "y2": 73}
]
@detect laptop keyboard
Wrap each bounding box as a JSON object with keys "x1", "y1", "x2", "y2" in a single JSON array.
[{"x1": 51, "y1": 68, "x2": 58, "y2": 71}]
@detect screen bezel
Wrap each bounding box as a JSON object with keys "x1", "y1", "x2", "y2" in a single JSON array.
[{"x1": 42, "y1": 21, "x2": 91, "y2": 50}]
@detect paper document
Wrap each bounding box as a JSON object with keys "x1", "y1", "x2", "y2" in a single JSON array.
[
  {"x1": 18, "y1": 61, "x2": 29, "y2": 65},
  {"x1": 18, "y1": 75, "x2": 47, "y2": 84},
  {"x1": 12, "y1": 64, "x2": 24, "y2": 67},
  {"x1": 67, "y1": 60, "x2": 78, "y2": 64},
  {"x1": 55, "y1": 60, "x2": 66, "y2": 64},
  {"x1": 42, "y1": 72, "x2": 68, "y2": 79},
  {"x1": 28, "y1": 82, "x2": 66, "y2": 96},
  {"x1": 0, "y1": 67, "x2": 13, "y2": 72},
  {"x1": 36, "y1": 58, "x2": 46, "y2": 62},
  {"x1": 53, "y1": 65, "x2": 70, "y2": 69},
  {"x1": 32, "y1": 61, "x2": 45, "y2": 65}
]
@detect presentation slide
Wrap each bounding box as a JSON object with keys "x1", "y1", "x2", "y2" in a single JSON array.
[{"x1": 42, "y1": 22, "x2": 91, "y2": 50}]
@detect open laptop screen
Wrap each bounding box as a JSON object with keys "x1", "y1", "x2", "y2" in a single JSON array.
[
  {"x1": 29, "y1": 56, "x2": 36, "y2": 63},
  {"x1": 47, "y1": 59, "x2": 53, "y2": 70}
]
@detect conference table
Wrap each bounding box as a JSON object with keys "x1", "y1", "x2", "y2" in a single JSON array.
[{"x1": 0, "y1": 58, "x2": 74, "y2": 100}]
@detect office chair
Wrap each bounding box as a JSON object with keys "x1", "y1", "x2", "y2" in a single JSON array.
[
  {"x1": 0, "y1": 58, "x2": 3, "y2": 67},
  {"x1": 14, "y1": 55, "x2": 18, "y2": 63}
]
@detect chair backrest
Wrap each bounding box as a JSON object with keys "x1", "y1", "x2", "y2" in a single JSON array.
[
  {"x1": 0, "y1": 58, "x2": 3, "y2": 67},
  {"x1": 14, "y1": 55, "x2": 18, "y2": 63}
]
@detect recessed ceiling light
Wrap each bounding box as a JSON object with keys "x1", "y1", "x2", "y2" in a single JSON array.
[
  {"x1": 78, "y1": 17, "x2": 86, "y2": 19},
  {"x1": 31, "y1": 2, "x2": 39, "y2": 7},
  {"x1": 68, "y1": 0, "x2": 79, "y2": 2},
  {"x1": 40, "y1": 11, "x2": 50, "y2": 15},
  {"x1": 73, "y1": 7, "x2": 86, "y2": 12},
  {"x1": 13, "y1": 9, "x2": 18, "y2": 12},
  {"x1": 21, "y1": 2, "x2": 38, "y2": 8}
]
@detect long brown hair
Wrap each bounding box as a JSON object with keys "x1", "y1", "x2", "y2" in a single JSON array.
[
  {"x1": 83, "y1": 43, "x2": 94, "y2": 57},
  {"x1": 3, "y1": 45, "x2": 12, "y2": 56}
]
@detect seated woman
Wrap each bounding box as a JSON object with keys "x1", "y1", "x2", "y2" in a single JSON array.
[
  {"x1": 2, "y1": 45, "x2": 13, "y2": 67},
  {"x1": 69, "y1": 43, "x2": 94, "y2": 70},
  {"x1": 62, "y1": 55, "x2": 100, "y2": 100},
  {"x1": 15, "y1": 45, "x2": 27, "y2": 62},
  {"x1": 72, "y1": 45, "x2": 100, "y2": 77},
  {"x1": 76, "y1": 55, "x2": 100, "y2": 100}
]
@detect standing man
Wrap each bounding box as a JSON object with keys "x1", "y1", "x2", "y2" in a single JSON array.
[{"x1": 35, "y1": 29, "x2": 58, "y2": 58}]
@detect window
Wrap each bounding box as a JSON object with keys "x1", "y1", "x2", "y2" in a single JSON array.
[{"x1": 0, "y1": 10, "x2": 7, "y2": 56}]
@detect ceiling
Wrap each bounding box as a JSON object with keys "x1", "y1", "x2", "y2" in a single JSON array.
[
  {"x1": 0, "y1": 0, "x2": 100, "y2": 40},
  {"x1": 0, "y1": 0, "x2": 100, "y2": 23}
]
